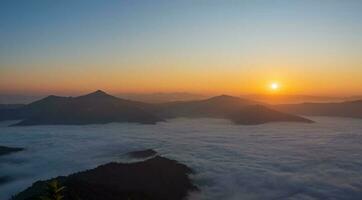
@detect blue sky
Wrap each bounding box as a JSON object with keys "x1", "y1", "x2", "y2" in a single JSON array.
[{"x1": 1, "y1": 0, "x2": 362, "y2": 95}]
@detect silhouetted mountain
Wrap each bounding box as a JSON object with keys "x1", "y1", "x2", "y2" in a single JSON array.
[
  {"x1": 229, "y1": 105, "x2": 313, "y2": 125},
  {"x1": 150, "y1": 95, "x2": 313, "y2": 124},
  {"x1": 78, "y1": 90, "x2": 115, "y2": 99},
  {"x1": 13, "y1": 156, "x2": 197, "y2": 200},
  {"x1": 244, "y1": 94, "x2": 349, "y2": 104},
  {"x1": 274, "y1": 100, "x2": 362, "y2": 118},
  {"x1": 0, "y1": 91, "x2": 314, "y2": 126},
  {"x1": 2, "y1": 90, "x2": 163, "y2": 126},
  {"x1": 152, "y1": 95, "x2": 259, "y2": 118}
]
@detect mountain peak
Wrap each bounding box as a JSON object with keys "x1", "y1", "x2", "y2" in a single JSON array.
[
  {"x1": 79, "y1": 90, "x2": 114, "y2": 98},
  {"x1": 41, "y1": 95, "x2": 66, "y2": 101},
  {"x1": 203, "y1": 95, "x2": 258, "y2": 106},
  {"x1": 92, "y1": 90, "x2": 108, "y2": 95}
]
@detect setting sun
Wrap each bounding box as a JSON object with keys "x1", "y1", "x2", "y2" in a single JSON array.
[{"x1": 270, "y1": 82, "x2": 280, "y2": 91}]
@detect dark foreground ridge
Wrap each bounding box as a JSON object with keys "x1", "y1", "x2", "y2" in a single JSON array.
[
  {"x1": 126, "y1": 149, "x2": 158, "y2": 158},
  {"x1": 12, "y1": 156, "x2": 198, "y2": 200},
  {"x1": 0, "y1": 145, "x2": 24, "y2": 156}
]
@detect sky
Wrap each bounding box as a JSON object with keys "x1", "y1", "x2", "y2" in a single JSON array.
[{"x1": 1, "y1": 0, "x2": 362, "y2": 96}]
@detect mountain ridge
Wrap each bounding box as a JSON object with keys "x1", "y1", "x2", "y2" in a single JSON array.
[
  {"x1": 7, "y1": 90, "x2": 163, "y2": 126},
  {"x1": 274, "y1": 100, "x2": 362, "y2": 118},
  {"x1": 0, "y1": 90, "x2": 314, "y2": 126}
]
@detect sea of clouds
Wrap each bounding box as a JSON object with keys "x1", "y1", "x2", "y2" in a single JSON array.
[{"x1": 1, "y1": 117, "x2": 362, "y2": 200}]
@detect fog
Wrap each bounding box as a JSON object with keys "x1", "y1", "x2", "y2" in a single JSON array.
[{"x1": 1, "y1": 117, "x2": 362, "y2": 200}]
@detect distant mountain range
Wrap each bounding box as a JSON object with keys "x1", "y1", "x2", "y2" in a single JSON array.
[
  {"x1": 243, "y1": 94, "x2": 362, "y2": 104},
  {"x1": 117, "y1": 92, "x2": 208, "y2": 103},
  {"x1": 0, "y1": 90, "x2": 318, "y2": 126},
  {"x1": 2, "y1": 92, "x2": 362, "y2": 104},
  {"x1": 274, "y1": 100, "x2": 362, "y2": 118},
  {"x1": 148, "y1": 95, "x2": 258, "y2": 118},
  {"x1": 0, "y1": 92, "x2": 208, "y2": 104}
]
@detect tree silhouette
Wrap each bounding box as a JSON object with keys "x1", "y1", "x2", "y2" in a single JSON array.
[{"x1": 39, "y1": 180, "x2": 65, "y2": 200}]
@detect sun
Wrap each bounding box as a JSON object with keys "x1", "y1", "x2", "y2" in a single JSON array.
[{"x1": 270, "y1": 82, "x2": 280, "y2": 91}]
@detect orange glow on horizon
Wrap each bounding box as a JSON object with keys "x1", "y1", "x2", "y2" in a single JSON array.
[{"x1": 1, "y1": 60, "x2": 362, "y2": 97}]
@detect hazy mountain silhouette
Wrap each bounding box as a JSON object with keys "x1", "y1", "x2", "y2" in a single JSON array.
[
  {"x1": 229, "y1": 105, "x2": 313, "y2": 125},
  {"x1": 152, "y1": 95, "x2": 258, "y2": 118},
  {"x1": 148, "y1": 95, "x2": 313, "y2": 124},
  {"x1": 274, "y1": 100, "x2": 362, "y2": 118},
  {"x1": 2, "y1": 90, "x2": 163, "y2": 126},
  {"x1": 0, "y1": 91, "x2": 314, "y2": 126},
  {"x1": 244, "y1": 94, "x2": 352, "y2": 104}
]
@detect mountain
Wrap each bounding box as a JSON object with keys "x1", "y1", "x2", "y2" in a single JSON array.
[
  {"x1": 0, "y1": 91, "x2": 314, "y2": 126},
  {"x1": 150, "y1": 95, "x2": 313, "y2": 124},
  {"x1": 13, "y1": 155, "x2": 197, "y2": 200},
  {"x1": 244, "y1": 94, "x2": 348, "y2": 104},
  {"x1": 274, "y1": 100, "x2": 362, "y2": 118},
  {"x1": 151, "y1": 95, "x2": 259, "y2": 118},
  {"x1": 229, "y1": 105, "x2": 313, "y2": 125},
  {"x1": 1, "y1": 90, "x2": 163, "y2": 126}
]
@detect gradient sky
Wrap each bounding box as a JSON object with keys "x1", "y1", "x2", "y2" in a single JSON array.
[{"x1": 1, "y1": 0, "x2": 362, "y2": 96}]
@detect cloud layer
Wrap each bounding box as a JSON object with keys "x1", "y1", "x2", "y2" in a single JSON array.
[{"x1": 1, "y1": 117, "x2": 362, "y2": 200}]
